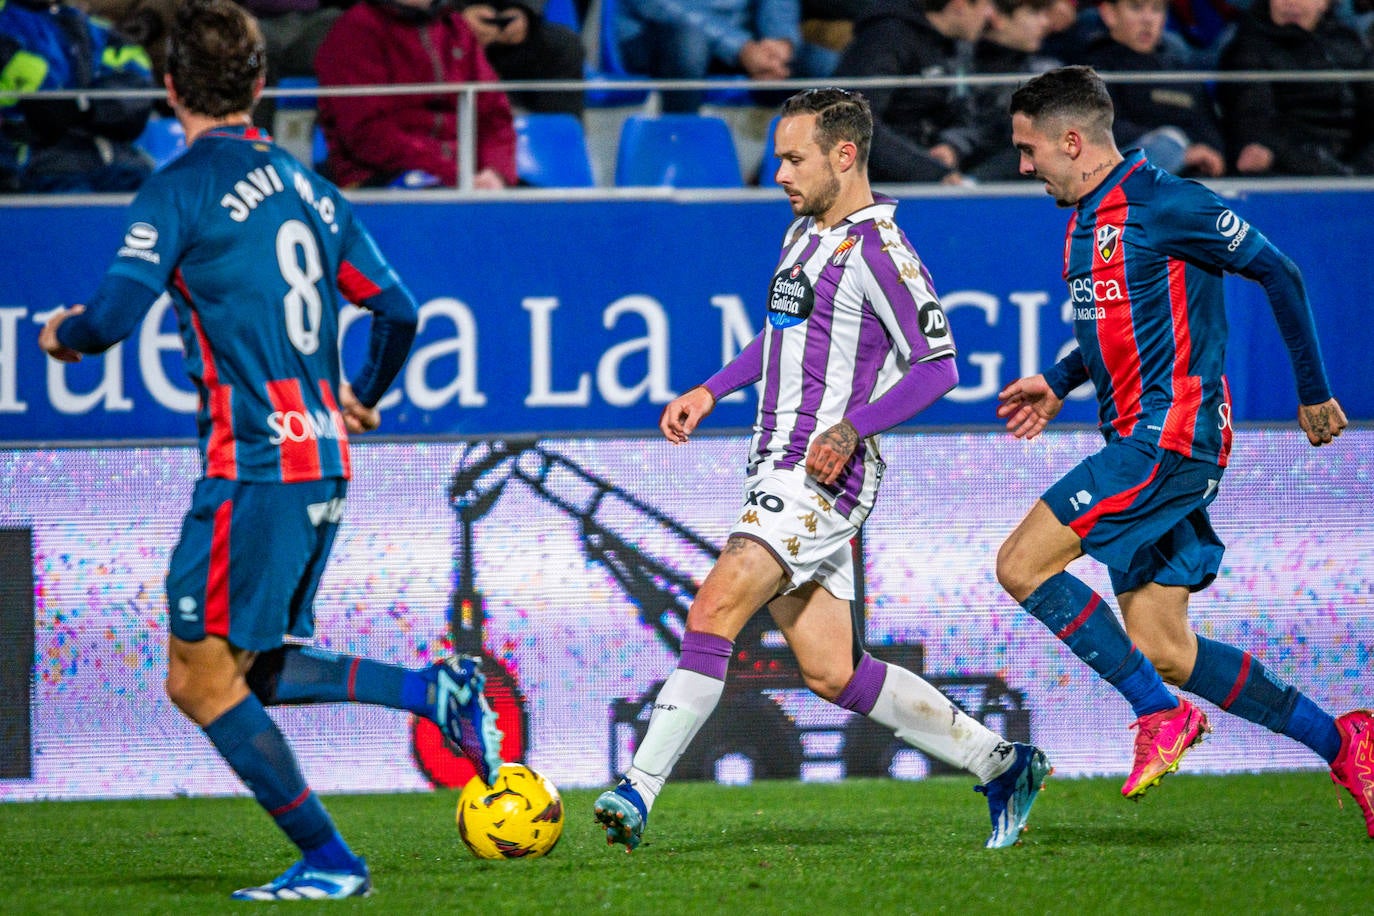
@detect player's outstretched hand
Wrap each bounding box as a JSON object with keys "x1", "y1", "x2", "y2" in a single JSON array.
[
  {"x1": 660, "y1": 385, "x2": 715, "y2": 445},
  {"x1": 997, "y1": 374, "x2": 1062, "y2": 440},
  {"x1": 340, "y1": 382, "x2": 380, "y2": 434},
  {"x1": 38, "y1": 304, "x2": 86, "y2": 363},
  {"x1": 1299, "y1": 398, "x2": 1347, "y2": 447},
  {"x1": 806, "y1": 419, "x2": 859, "y2": 485}
]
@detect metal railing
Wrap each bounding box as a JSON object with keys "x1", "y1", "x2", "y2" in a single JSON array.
[{"x1": 9, "y1": 69, "x2": 1374, "y2": 191}]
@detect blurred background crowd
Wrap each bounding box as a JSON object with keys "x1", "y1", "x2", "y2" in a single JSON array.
[{"x1": 3, "y1": 0, "x2": 1372, "y2": 191}]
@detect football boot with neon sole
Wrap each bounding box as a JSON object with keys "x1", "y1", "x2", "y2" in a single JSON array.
[
  {"x1": 975, "y1": 743, "x2": 1051, "y2": 849},
  {"x1": 1330, "y1": 709, "x2": 1374, "y2": 837},
  {"x1": 428, "y1": 655, "x2": 504, "y2": 785},
  {"x1": 594, "y1": 778, "x2": 649, "y2": 852},
  {"x1": 230, "y1": 858, "x2": 371, "y2": 901},
  {"x1": 1122, "y1": 698, "x2": 1210, "y2": 799}
]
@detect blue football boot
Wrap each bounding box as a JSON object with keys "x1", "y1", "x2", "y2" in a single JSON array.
[
  {"x1": 974, "y1": 743, "x2": 1050, "y2": 849},
  {"x1": 426, "y1": 655, "x2": 504, "y2": 785},
  {"x1": 593, "y1": 777, "x2": 649, "y2": 852},
  {"x1": 230, "y1": 858, "x2": 371, "y2": 901}
]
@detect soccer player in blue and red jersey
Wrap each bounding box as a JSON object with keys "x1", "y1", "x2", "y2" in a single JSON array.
[
  {"x1": 996, "y1": 65, "x2": 1373, "y2": 836},
  {"x1": 38, "y1": 0, "x2": 503, "y2": 899}
]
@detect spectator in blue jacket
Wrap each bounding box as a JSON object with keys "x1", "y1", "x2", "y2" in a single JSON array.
[
  {"x1": 0, "y1": 0, "x2": 155, "y2": 191},
  {"x1": 616, "y1": 0, "x2": 837, "y2": 112}
]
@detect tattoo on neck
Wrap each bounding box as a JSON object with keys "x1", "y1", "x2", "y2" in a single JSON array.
[{"x1": 1081, "y1": 160, "x2": 1113, "y2": 182}]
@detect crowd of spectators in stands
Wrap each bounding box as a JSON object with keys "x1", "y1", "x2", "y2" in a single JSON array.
[{"x1": 3, "y1": 0, "x2": 1374, "y2": 191}]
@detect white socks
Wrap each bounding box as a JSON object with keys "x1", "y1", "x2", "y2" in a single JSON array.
[
  {"x1": 624, "y1": 667, "x2": 726, "y2": 812},
  {"x1": 866, "y1": 662, "x2": 1016, "y2": 784}
]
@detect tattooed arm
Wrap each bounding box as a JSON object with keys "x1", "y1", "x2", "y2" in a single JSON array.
[{"x1": 805, "y1": 419, "x2": 861, "y2": 486}]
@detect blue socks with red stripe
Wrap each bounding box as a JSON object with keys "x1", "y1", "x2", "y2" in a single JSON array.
[
  {"x1": 1021, "y1": 572, "x2": 1177, "y2": 718},
  {"x1": 1182, "y1": 635, "x2": 1341, "y2": 763},
  {"x1": 247, "y1": 645, "x2": 431, "y2": 717},
  {"x1": 203, "y1": 695, "x2": 361, "y2": 871}
]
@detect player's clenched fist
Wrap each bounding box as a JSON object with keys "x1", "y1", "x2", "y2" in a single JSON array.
[{"x1": 659, "y1": 385, "x2": 716, "y2": 445}]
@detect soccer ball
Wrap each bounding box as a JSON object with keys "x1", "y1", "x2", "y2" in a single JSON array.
[{"x1": 456, "y1": 762, "x2": 564, "y2": 859}]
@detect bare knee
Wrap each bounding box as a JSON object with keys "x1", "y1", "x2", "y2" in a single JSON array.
[
  {"x1": 803, "y1": 669, "x2": 852, "y2": 702},
  {"x1": 998, "y1": 502, "x2": 1081, "y2": 603},
  {"x1": 165, "y1": 664, "x2": 199, "y2": 717},
  {"x1": 1133, "y1": 633, "x2": 1197, "y2": 686},
  {"x1": 165, "y1": 637, "x2": 249, "y2": 726},
  {"x1": 996, "y1": 537, "x2": 1047, "y2": 603}
]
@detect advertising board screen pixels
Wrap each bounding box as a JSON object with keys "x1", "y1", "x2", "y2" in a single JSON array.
[{"x1": 1, "y1": 429, "x2": 1370, "y2": 801}]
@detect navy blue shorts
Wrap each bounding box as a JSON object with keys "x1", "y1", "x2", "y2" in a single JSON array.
[
  {"x1": 1043, "y1": 437, "x2": 1225, "y2": 595},
  {"x1": 166, "y1": 477, "x2": 347, "y2": 651}
]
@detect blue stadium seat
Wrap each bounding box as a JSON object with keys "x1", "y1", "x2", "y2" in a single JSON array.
[
  {"x1": 275, "y1": 75, "x2": 319, "y2": 111},
  {"x1": 135, "y1": 117, "x2": 186, "y2": 170},
  {"x1": 588, "y1": 0, "x2": 756, "y2": 108},
  {"x1": 543, "y1": 0, "x2": 580, "y2": 30},
  {"x1": 758, "y1": 113, "x2": 782, "y2": 183},
  {"x1": 587, "y1": 0, "x2": 651, "y2": 107},
  {"x1": 515, "y1": 113, "x2": 596, "y2": 187},
  {"x1": 614, "y1": 114, "x2": 743, "y2": 187},
  {"x1": 312, "y1": 124, "x2": 329, "y2": 171}
]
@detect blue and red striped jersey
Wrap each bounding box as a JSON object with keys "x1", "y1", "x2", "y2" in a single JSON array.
[
  {"x1": 1057, "y1": 149, "x2": 1266, "y2": 467},
  {"x1": 104, "y1": 125, "x2": 403, "y2": 482}
]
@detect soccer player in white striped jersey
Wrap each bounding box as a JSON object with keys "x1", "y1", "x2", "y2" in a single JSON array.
[{"x1": 594, "y1": 87, "x2": 1050, "y2": 852}]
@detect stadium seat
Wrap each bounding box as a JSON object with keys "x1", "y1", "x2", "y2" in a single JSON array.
[
  {"x1": 586, "y1": 0, "x2": 651, "y2": 107},
  {"x1": 543, "y1": 0, "x2": 581, "y2": 30},
  {"x1": 135, "y1": 117, "x2": 186, "y2": 170},
  {"x1": 757, "y1": 113, "x2": 783, "y2": 183},
  {"x1": 615, "y1": 114, "x2": 743, "y2": 187},
  {"x1": 312, "y1": 124, "x2": 329, "y2": 171},
  {"x1": 275, "y1": 75, "x2": 319, "y2": 111},
  {"x1": 515, "y1": 113, "x2": 596, "y2": 187}
]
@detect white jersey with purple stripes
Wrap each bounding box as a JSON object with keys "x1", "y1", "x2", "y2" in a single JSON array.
[{"x1": 751, "y1": 195, "x2": 955, "y2": 523}]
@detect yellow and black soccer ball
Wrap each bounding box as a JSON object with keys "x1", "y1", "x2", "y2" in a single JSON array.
[{"x1": 456, "y1": 763, "x2": 564, "y2": 859}]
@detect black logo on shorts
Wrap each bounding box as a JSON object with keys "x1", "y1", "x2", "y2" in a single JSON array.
[{"x1": 746, "y1": 489, "x2": 784, "y2": 512}]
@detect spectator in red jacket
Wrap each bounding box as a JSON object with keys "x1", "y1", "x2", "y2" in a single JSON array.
[{"x1": 315, "y1": 0, "x2": 517, "y2": 188}]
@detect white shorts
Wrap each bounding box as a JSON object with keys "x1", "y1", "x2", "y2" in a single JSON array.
[{"x1": 728, "y1": 467, "x2": 858, "y2": 600}]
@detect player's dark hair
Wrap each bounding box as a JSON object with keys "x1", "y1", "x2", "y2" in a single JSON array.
[
  {"x1": 991, "y1": 0, "x2": 1057, "y2": 16},
  {"x1": 780, "y1": 87, "x2": 873, "y2": 167},
  {"x1": 166, "y1": 0, "x2": 266, "y2": 117},
  {"x1": 1009, "y1": 66, "x2": 1115, "y2": 142}
]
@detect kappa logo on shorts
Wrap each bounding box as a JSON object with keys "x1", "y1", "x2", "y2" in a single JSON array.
[
  {"x1": 810, "y1": 493, "x2": 832, "y2": 514},
  {"x1": 783, "y1": 536, "x2": 801, "y2": 558},
  {"x1": 739, "y1": 509, "x2": 762, "y2": 526},
  {"x1": 1070, "y1": 489, "x2": 1093, "y2": 511},
  {"x1": 798, "y1": 511, "x2": 818, "y2": 534}
]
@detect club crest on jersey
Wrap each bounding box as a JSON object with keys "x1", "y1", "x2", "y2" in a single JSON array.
[
  {"x1": 768, "y1": 263, "x2": 815, "y2": 328},
  {"x1": 830, "y1": 235, "x2": 859, "y2": 266},
  {"x1": 1096, "y1": 224, "x2": 1121, "y2": 262}
]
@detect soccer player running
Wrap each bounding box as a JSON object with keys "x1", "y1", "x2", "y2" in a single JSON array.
[
  {"x1": 997, "y1": 65, "x2": 1373, "y2": 833},
  {"x1": 594, "y1": 87, "x2": 1050, "y2": 853},
  {"x1": 37, "y1": 0, "x2": 503, "y2": 899}
]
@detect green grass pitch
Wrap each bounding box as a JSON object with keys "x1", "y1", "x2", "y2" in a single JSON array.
[{"x1": 2, "y1": 773, "x2": 1369, "y2": 914}]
